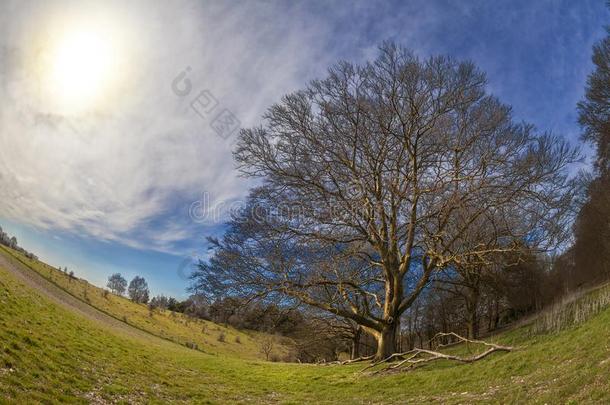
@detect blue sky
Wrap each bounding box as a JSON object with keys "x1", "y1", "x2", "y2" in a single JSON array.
[{"x1": 0, "y1": 0, "x2": 608, "y2": 298}]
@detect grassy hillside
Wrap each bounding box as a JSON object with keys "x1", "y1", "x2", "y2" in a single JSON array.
[
  {"x1": 1, "y1": 247, "x2": 610, "y2": 403},
  {"x1": 0, "y1": 245, "x2": 289, "y2": 361}
]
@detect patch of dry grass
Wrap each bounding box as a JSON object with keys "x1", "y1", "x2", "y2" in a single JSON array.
[{"x1": 530, "y1": 282, "x2": 610, "y2": 334}]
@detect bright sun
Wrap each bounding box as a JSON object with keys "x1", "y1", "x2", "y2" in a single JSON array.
[
  {"x1": 50, "y1": 31, "x2": 112, "y2": 103},
  {"x1": 42, "y1": 22, "x2": 123, "y2": 114},
  {"x1": 48, "y1": 29, "x2": 115, "y2": 113}
]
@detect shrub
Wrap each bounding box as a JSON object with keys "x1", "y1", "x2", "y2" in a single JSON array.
[
  {"x1": 217, "y1": 332, "x2": 226, "y2": 343},
  {"x1": 186, "y1": 342, "x2": 199, "y2": 350}
]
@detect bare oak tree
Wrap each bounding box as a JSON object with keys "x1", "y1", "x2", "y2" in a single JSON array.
[{"x1": 193, "y1": 43, "x2": 578, "y2": 360}]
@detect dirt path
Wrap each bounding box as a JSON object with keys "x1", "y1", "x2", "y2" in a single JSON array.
[{"x1": 0, "y1": 252, "x2": 161, "y2": 342}]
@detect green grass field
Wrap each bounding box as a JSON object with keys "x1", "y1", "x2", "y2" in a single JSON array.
[
  {"x1": 1, "y1": 246, "x2": 610, "y2": 403},
  {"x1": 0, "y1": 245, "x2": 290, "y2": 361}
]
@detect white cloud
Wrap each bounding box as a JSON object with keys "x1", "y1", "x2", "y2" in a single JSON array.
[
  {"x1": 0, "y1": 0, "x2": 339, "y2": 254},
  {"x1": 1, "y1": 0, "x2": 606, "y2": 256}
]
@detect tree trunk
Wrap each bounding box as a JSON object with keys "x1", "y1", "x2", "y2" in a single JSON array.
[
  {"x1": 487, "y1": 300, "x2": 493, "y2": 331},
  {"x1": 374, "y1": 322, "x2": 398, "y2": 361},
  {"x1": 467, "y1": 310, "x2": 478, "y2": 339},
  {"x1": 351, "y1": 326, "x2": 362, "y2": 360},
  {"x1": 395, "y1": 318, "x2": 401, "y2": 352},
  {"x1": 465, "y1": 284, "x2": 480, "y2": 339},
  {"x1": 492, "y1": 299, "x2": 500, "y2": 330}
]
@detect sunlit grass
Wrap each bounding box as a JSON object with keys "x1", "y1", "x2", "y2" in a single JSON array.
[
  {"x1": 1, "y1": 246, "x2": 610, "y2": 403},
  {"x1": 0, "y1": 245, "x2": 289, "y2": 361}
]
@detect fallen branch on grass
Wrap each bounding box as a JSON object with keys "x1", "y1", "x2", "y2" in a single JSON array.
[
  {"x1": 319, "y1": 355, "x2": 375, "y2": 366},
  {"x1": 362, "y1": 332, "x2": 514, "y2": 374}
]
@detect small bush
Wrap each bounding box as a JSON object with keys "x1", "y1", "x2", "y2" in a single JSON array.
[
  {"x1": 217, "y1": 332, "x2": 226, "y2": 343},
  {"x1": 282, "y1": 353, "x2": 298, "y2": 363},
  {"x1": 234, "y1": 336, "x2": 241, "y2": 344}
]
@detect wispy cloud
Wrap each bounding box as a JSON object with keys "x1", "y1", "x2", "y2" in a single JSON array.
[
  {"x1": 0, "y1": 0, "x2": 607, "y2": 257},
  {"x1": 0, "y1": 0, "x2": 340, "y2": 254}
]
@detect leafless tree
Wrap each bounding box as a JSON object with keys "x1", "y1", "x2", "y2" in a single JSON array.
[
  {"x1": 195, "y1": 42, "x2": 578, "y2": 360},
  {"x1": 260, "y1": 337, "x2": 274, "y2": 361}
]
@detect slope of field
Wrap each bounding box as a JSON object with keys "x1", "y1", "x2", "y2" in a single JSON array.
[
  {"x1": 0, "y1": 245, "x2": 289, "y2": 361},
  {"x1": 1, "y1": 246, "x2": 610, "y2": 403}
]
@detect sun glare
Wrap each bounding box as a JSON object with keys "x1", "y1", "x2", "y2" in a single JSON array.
[
  {"x1": 51, "y1": 31, "x2": 111, "y2": 101},
  {"x1": 43, "y1": 23, "x2": 122, "y2": 114}
]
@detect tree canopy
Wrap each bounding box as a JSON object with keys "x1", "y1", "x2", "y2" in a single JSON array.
[
  {"x1": 128, "y1": 276, "x2": 150, "y2": 304},
  {"x1": 192, "y1": 42, "x2": 579, "y2": 360},
  {"x1": 107, "y1": 273, "x2": 127, "y2": 296}
]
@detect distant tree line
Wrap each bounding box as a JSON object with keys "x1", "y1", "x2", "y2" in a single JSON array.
[
  {"x1": 104, "y1": 273, "x2": 351, "y2": 362},
  {"x1": 0, "y1": 225, "x2": 38, "y2": 260},
  {"x1": 527, "y1": 17, "x2": 610, "y2": 300},
  {"x1": 567, "y1": 22, "x2": 610, "y2": 288},
  {"x1": 149, "y1": 295, "x2": 355, "y2": 362}
]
